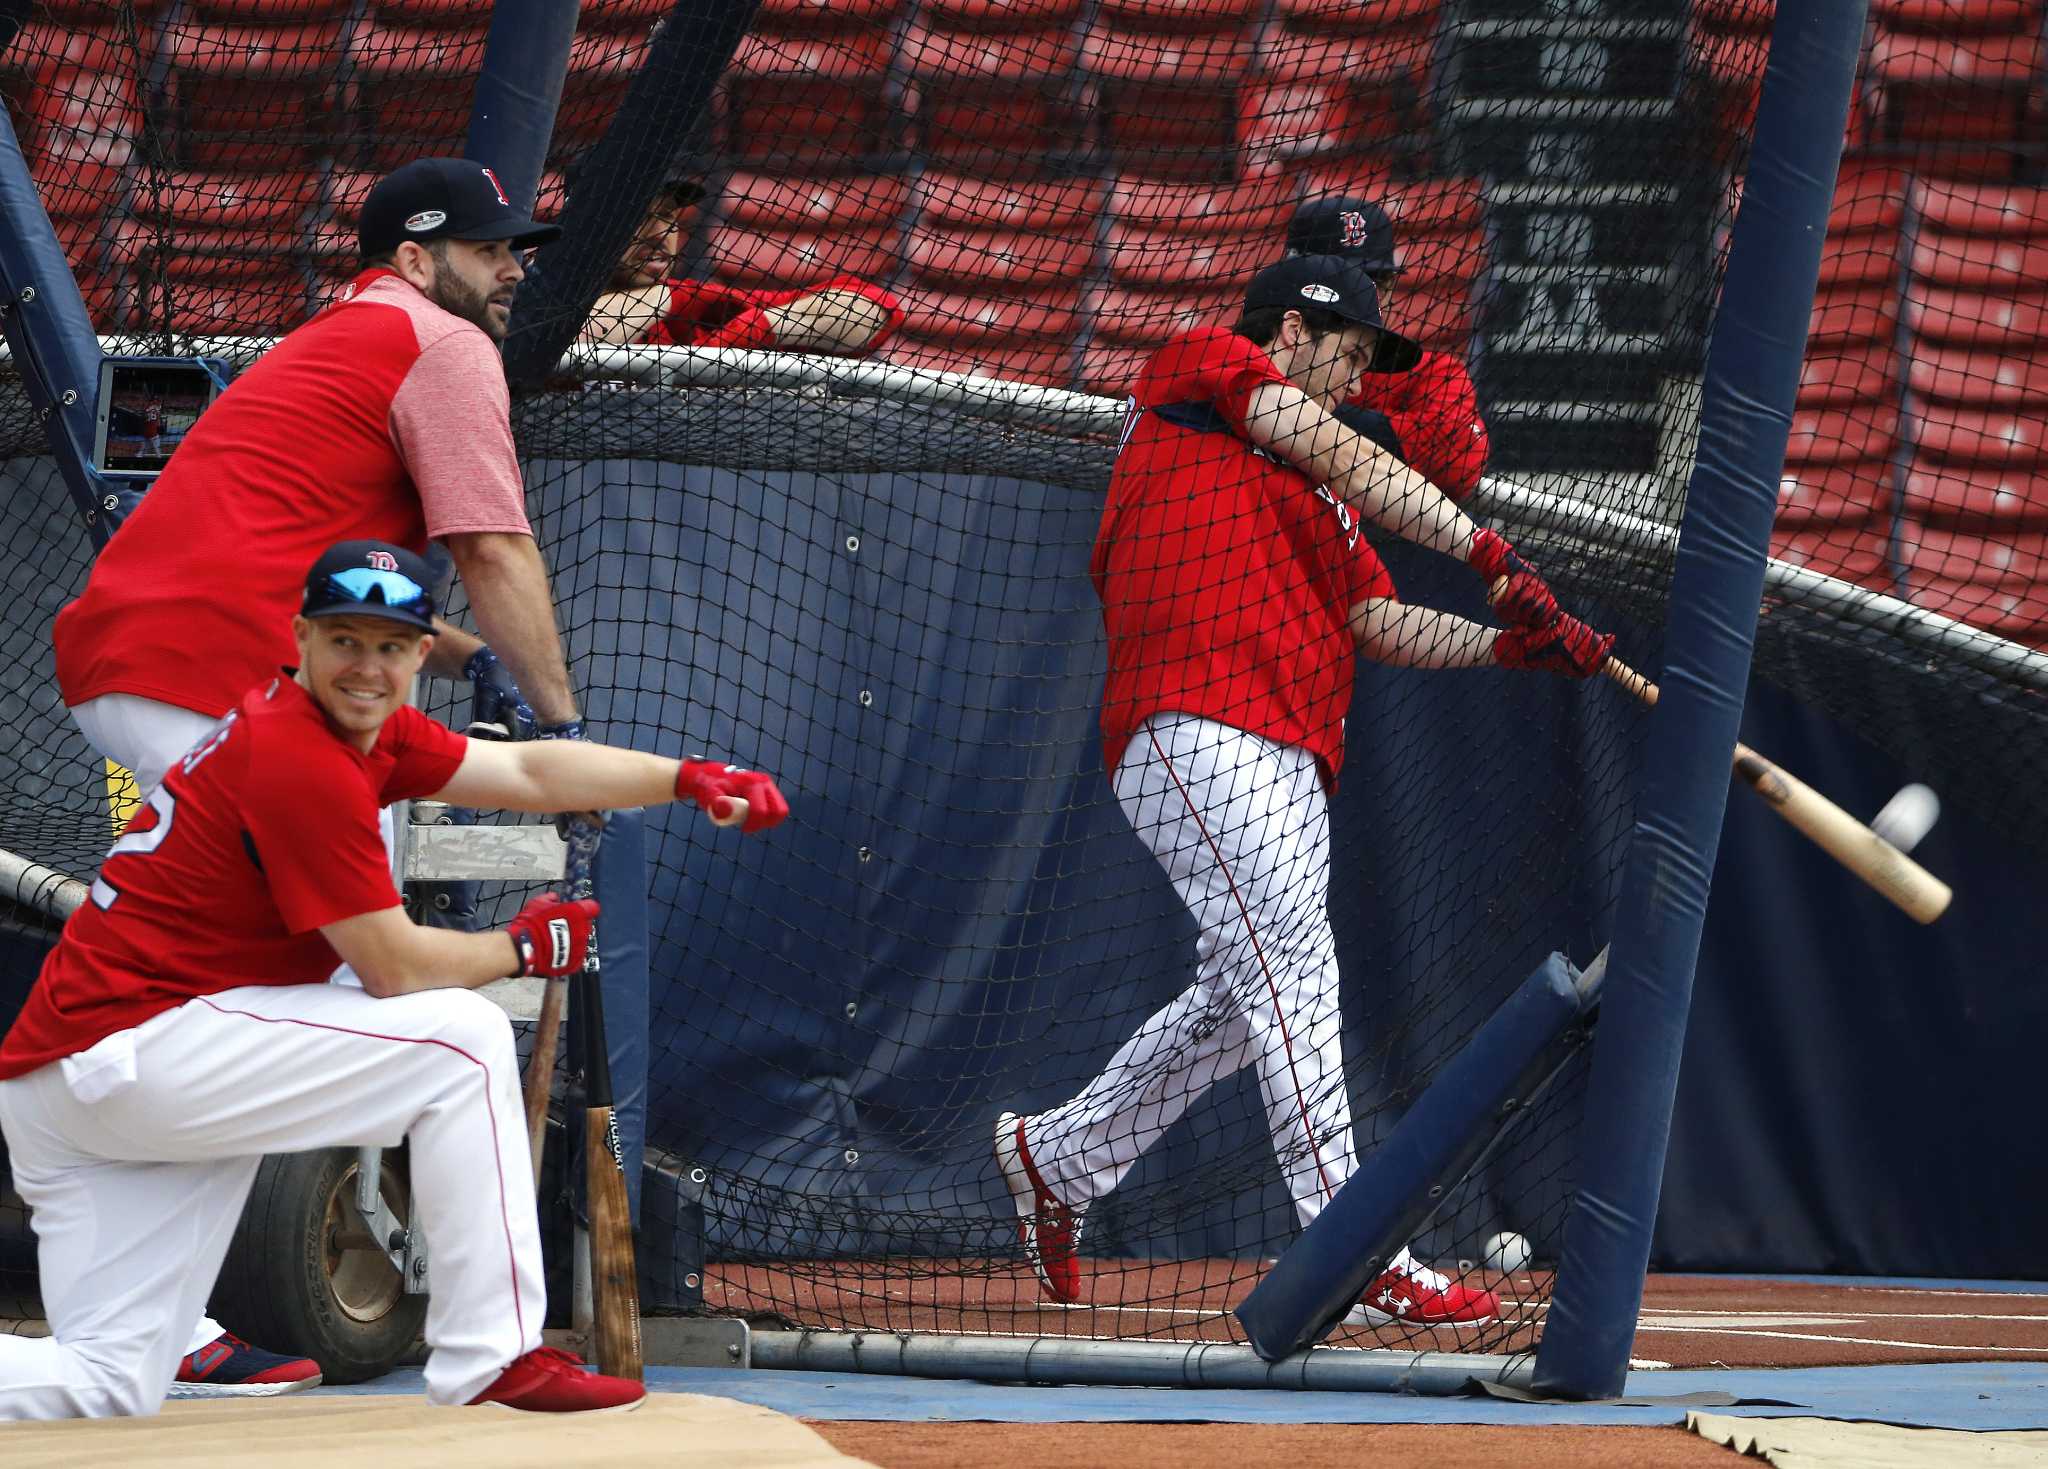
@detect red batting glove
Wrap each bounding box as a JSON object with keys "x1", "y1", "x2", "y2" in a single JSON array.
[
  {"x1": 1494, "y1": 612, "x2": 1616, "y2": 679},
  {"x1": 506, "y1": 892, "x2": 600, "y2": 978},
  {"x1": 676, "y1": 758, "x2": 790, "y2": 833},
  {"x1": 1469, "y1": 528, "x2": 1560, "y2": 629}
]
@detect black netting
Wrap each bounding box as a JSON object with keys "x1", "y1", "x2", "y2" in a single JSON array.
[{"x1": 2, "y1": 0, "x2": 2035, "y2": 1366}]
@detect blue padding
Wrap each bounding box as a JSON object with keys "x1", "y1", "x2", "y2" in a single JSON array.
[
  {"x1": 594, "y1": 809, "x2": 650, "y2": 1222},
  {"x1": 1236, "y1": 953, "x2": 1591, "y2": 1360},
  {"x1": 462, "y1": 0, "x2": 577, "y2": 212},
  {"x1": 1531, "y1": 0, "x2": 1870, "y2": 1401}
]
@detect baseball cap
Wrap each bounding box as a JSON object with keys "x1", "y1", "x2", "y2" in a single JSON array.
[
  {"x1": 301, "y1": 541, "x2": 438, "y2": 633},
  {"x1": 358, "y1": 157, "x2": 564, "y2": 260},
  {"x1": 1243, "y1": 254, "x2": 1423, "y2": 374},
  {"x1": 1286, "y1": 197, "x2": 1400, "y2": 275}
]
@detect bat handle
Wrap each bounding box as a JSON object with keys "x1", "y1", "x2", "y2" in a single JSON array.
[{"x1": 1601, "y1": 655, "x2": 1658, "y2": 708}]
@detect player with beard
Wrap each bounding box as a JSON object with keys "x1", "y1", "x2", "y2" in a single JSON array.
[
  {"x1": 579, "y1": 174, "x2": 902, "y2": 356},
  {"x1": 49, "y1": 158, "x2": 585, "y2": 1397}
]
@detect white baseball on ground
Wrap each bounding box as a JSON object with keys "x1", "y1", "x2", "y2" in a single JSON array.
[
  {"x1": 1871, "y1": 782, "x2": 1940, "y2": 853},
  {"x1": 1483, "y1": 1231, "x2": 1532, "y2": 1274}
]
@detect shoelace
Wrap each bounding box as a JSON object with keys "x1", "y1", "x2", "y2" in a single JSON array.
[
  {"x1": 1402, "y1": 1264, "x2": 1452, "y2": 1293},
  {"x1": 523, "y1": 1346, "x2": 588, "y2": 1375}
]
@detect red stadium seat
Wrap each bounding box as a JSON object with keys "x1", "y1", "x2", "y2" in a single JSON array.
[
  {"x1": 756, "y1": 0, "x2": 908, "y2": 19},
  {"x1": 1086, "y1": 21, "x2": 1255, "y2": 179},
  {"x1": 1911, "y1": 179, "x2": 2048, "y2": 238},
  {"x1": 1863, "y1": 25, "x2": 2040, "y2": 146},
  {"x1": 1797, "y1": 344, "x2": 1898, "y2": 409},
  {"x1": 700, "y1": 224, "x2": 901, "y2": 290},
  {"x1": 879, "y1": 337, "x2": 1076, "y2": 389},
  {"x1": 1898, "y1": 522, "x2": 2048, "y2": 591},
  {"x1": 1106, "y1": 172, "x2": 1295, "y2": 238},
  {"x1": 1693, "y1": 0, "x2": 1775, "y2": 34},
  {"x1": 1905, "y1": 286, "x2": 2048, "y2": 348},
  {"x1": 1817, "y1": 229, "x2": 1902, "y2": 289},
  {"x1": 1082, "y1": 20, "x2": 1253, "y2": 86},
  {"x1": 152, "y1": 18, "x2": 348, "y2": 168},
  {"x1": 899, "y1": 16, "x2": 1087, "y2": 174},
  {"x1": 147, "y1": 278, "x2": 311, "y2": 336},
  {"x1": 1768, "y1": 524, "x2": 1892, "y2": 592},
  {"x1": 1380, "y1": 280, "x2": 1477, "y2": 354},
  {"x1": 893, "y1": 285, "x2": 1084, "y2": 349},
  {"x1": 1911, "y1": 409, "x2": 2048, "y2": 468},
  {"x1": 722, "y1": 173, "x2": 912, "y2": 232},
  {"x1": 1808, "y1": 283, "x2": 1899, "y2": 347},
  {"x1": 1784, "y1": 405, "x2": 1899, "y2": 467},
  {"x1": 1773, "y1": 463, "x2": 1892, "y2": 527},
  {"x1": 1258, "y1": 18, "x2": 1433, "y2": 96},
  {"x1": 552, "y1": 27, "x2": 650, "y2": 150},
  {"x1": 1087, "y1": 281, "x2": 1242, "y2": 346},
  {"x1": 1075, "y1": 340, "x2": 1156, "y2": 398},
  {"x1": 188, "y1": 0, "x2": 349, "y2": 14},
  {"x1": 914, "y1": 173, "x2": 1106, "y2": 233},
  {"x1": 898, "y1": 14, "x2": 1083, "y2": 82},
  {"x1": 1098, "y1": 0, "x2": 1264, "y2": 26},
  {"x1": 723, "y1": 25, "x2": 896, "y2": 167},
  {"x1": 1906, "y1": 345, "x2": 2048, "y2": 409},
  {"x1": 1870, "y1": 0, "x2": 2043, "y2": 34},
  {"x1": 1275, "y1": 0, "x2": 1440, "y2": 29},
  {"x1": 1101, "y1": 223, "x2": 1269, "y2": 288},
  {"x1": 142, "y1": 170, "x2": 320, "y2": 232},
  {"x1": 902, "y1": 223, "x2": 1093, "y2": 289},
  {"x1": 918, "y1": 0, "x2": 1085, "y2": 21},
  {"x1": 1910, "y1": 232, "x2": 2048, "y2": 291},
  {"x1": 350, "y1": 19, "x2": 491, "y2": 169},
  {"x1": 1905, "y1": 576, "x2": 2048, "y2": 646},
  {"x1": 1902, "y1": 463, "x2": 2048, "y2": 527}
]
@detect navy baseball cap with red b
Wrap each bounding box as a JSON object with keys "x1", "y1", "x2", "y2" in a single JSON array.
[
  {"x1": 302, "y1": 541, "x2": 438, "y2": 633},
  {"x1": 358, "y1": 157, "x2": 564, "y2": 260},
  {"x1": 1287, "y1": 197, "x2": 1400, "y2": 276},
  {"x1": 1244, "y1": 254, "x2": 1423, "y2": 374}
]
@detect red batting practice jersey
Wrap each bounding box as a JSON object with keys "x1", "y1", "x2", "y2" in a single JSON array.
[
  {"x1": 1347, "y1": 349, "x2": 1490, "y2": 501},
  {"x1": 1093, "y1": 326, "x2": 1395, "y2": 788},
  {"x1": 0, "y1": 677, "x2": 467, "y2": 1080},
  {"x1": 55, "y1": 268, "x2": 534, "y2": 720},
  {"x1": 644, "y1": 275, "x2": 904, "y2": 353}
]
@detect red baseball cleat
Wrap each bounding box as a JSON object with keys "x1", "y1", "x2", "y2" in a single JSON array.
[
  {"x1": 469, "y1": 1347, "x2": 646, "y2": 1413},
  {"x1": 1347, "y1": 1263, "x2": 1499, "y2": 1329},
  {"x1": 169, "y1": 1332, "x2": 322, "y2": 1397},
  {"x1": 994, "y1": 1111, "x2": 1081, "y2": 1303}
]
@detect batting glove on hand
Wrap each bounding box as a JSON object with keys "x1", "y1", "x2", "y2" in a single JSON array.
[
  {"x1": 1494, "y1": 612, "x2": 1616, "y2": 679},
  {"x1": 676, "y1": 759, "x2": 789, "y2": 833},
  {"x1": 464, "y1": 647, "x2": 537, "y2": 741},
  {"x1": 1468, "y1": 528, "x2": 1560, "y2": 629},
  {"x1": 506, "y1": 891, "x2": 600, "y2": 978}
]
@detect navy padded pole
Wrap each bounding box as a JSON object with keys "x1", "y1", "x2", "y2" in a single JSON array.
[
  {"x1": 462, "y1": 0, "x2": 579, "y2": 213},
  {"x1": 1531, "y1": 0, "x2": 1868, "y2": 1400},
  {"x1": 592, "y1": 808, "x2": 651, "y2": 1222}
]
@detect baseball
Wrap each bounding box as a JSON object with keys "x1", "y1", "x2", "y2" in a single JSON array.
[
  {"x1": 1871, "y1": 783, "x2": 1940, "y2": 854},
  {"x1": 1483, "y1": 1231, "x2": 1532, "y2": 1274}
]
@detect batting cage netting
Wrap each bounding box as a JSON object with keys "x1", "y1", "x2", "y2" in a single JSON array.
[{"x1": 0, "y1": 0, "x2": 2042, "y2": 1367}]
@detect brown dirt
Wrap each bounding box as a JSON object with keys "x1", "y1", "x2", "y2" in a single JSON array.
[{"x1": 809, "y1": 1423, "x2": 1736, "y2": 1469}]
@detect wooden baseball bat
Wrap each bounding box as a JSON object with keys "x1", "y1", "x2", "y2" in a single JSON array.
[
  {"x1": 1486, "y1": 580, "x2": 1951, "y2": 923},
  {"x1": 1599, "y1": 656, "x2": 1952, "y2": 924},
  {"x1": 565, "y1": 818, "x2": 644, "y2": 1381},
  {"x1": 521, "y1": 975, "x2": 565, "y2": 1185}
]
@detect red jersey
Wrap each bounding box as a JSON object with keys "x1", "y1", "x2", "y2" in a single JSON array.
[
  {"x1": 1348, "y1": 349, "x2": 1489, "y2": 501},
  {"x1": 644, "y1": 275, "x2": 903, "y2": 353},
  {"x1": 55, "y1": 269, "x2": 534, "y2": 719},
  {"x1": 1092, "y1": 326, "x2": 1395, "y2": 788},
  {"x1": 0, "y1": 677, "x2": 467, "y2": 1080}
]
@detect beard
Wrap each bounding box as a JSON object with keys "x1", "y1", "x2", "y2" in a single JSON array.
[{"x1": 425, "y1": 250, "x2": 509, "y2": 341}]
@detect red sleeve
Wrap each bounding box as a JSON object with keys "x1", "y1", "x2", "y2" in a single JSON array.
[
  {"x1": 1385, "y1": 353, "x2": 1490, "y2": 501},
  {"x1": 747, "y1": 274, "x2": 906, "y2": 354},
  {"x1": 388, "y1": 329, "x2": 533, "y2": 538},
  {"x1": 1347, "y1": 537, "x2": 1397, "y2": 609},
  {"x1": 1136, "y1": 327, "x2": 1287, "y2": 434},
  {"x1": 244, "y1": 734, "x2": 400, "y2": 934},
  {"x1": 377, "y1": 706, "x2": 469, "y2": 804},
  {"x1": 656, "y1": 278, "x2": 759, "y2": 345}
]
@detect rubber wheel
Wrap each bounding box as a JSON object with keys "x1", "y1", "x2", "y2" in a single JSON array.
[{"x1": 209, "y1": 1146, "x2": 428, "y2": 1384}]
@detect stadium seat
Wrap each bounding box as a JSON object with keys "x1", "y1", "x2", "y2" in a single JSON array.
[
  {"x1": 756, "y1": 0, "x2": 906, "y2": 19},
  {"x1": 188, "y1": 0, "x2": 349, "y2": 15},
  {"x1": 1241, "y1": 22, "x2": 1431, "y2": 170},
  {"x1": 152, "y1": 18, "x2": 348, "y2": 168},
  {"x1": 893, "y1": 285, "x2": 1084, "y2": 349},
  {"x1": 879, "y1": 337, "x2": 1075, "y2": 389},
  {"x1": 700, "y1": 223, "x2": 901, "y2": 291},
  {"x1": 552, "y1": 27, "x2": 651, "y2": 151},
  {"x1": 1808, "y1": 283, "x2": 1899, "y2": 348},
  {"x1": 1904, "y1": 576, "x2": 2048, "y2": 647},
  {"x1": 1905, "y1": 286, "x2": 2048, "y2": 348},
  {"x1": 1898, "y1": 522, "x2": 2048, "y2": 591},
  {"x1": 1906, "y1": 345, "x2": 2048, "y2": 409},
  {"x1": 1910, "y1": 232, "x2": 2048, "y2": 291},
  {"x1": 1773, "y1": 462, "x2": 1893, "y2": 528},
  {"x1": 1910, "y1": 179, "x2": 2048, "y2": 238},
  {"x1": 1084, "y1": 20, "x2": 1255, "y2": 179},
  {"x1": 1902, "y1": 463, "x2": 2048, "y2": 527},
  {"x1": 1910, "y1": 408, "x2": 2048, "y2": 468},
  {"x1": 914, "y1": 172, "x2": 1106, "y2": 233},
  {"x1": 902, "y1": 223, "x2": 1094, "y2": 290},
  {"x1": 722, "y1": 172, "x2": 912, "y2": 233},
  {"x1": 1075, "y1": 340, "x2": 1156, "y2": 397},
  {"x1": 141, "y1": 170, "x2": 320, "y2": 232},
  {"x1": 1784, "y1": 404, "x2": 1899, "y2": 468},
  {"x1": 1797, "y1": 343, "x2": 1898, "y2": 409},
  {"x1": 1098, "y1": 0, "x2": 1265, "y2": 26},
  {"x1": 1101, "y1": 223, "x2": 1270, "y2": 289},
  {"x1": 919, "y1": 0, "x2": 1085, "y2": 21},
  {"x1": 1087, "y1": 281, "x2": 1242, "y2": 346},
  {"x1": 1768, "y1": 524, "x2": 1892, "y2": 592},
  {"x1": 1275, "y1": 0, "x2": 1440, "y2": 30},
  {"x1": 1862, "y1": 24, "x2": 2040, "y2": 146},
  {"x1": 1106, "y1": 171, "x2": 1294, "y2": 240},
  {"x1": 1869, "y1": 0, "x2": 2043, "y2": 33},
  {"x1": 898, "y1": 13, "x2": 1086, "y2": 174},
  {"x1": 723, "y1": 23, "x2": 898, "y2": 168},
  {"x1": 350, "y1": 19, "x2": 491, "y2": 169},
  {"x1": 1691, "y1": 0, "x2": 1774, "y2": 33}
]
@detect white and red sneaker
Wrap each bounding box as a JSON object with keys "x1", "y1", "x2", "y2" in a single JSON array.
[
  {"x1": 1346, "y1": 1262, "x2": 1499, "y2": 1329},
  {"x1": 469, "y1": 1347, "x2": 646, "y2": 1413},
  {"x1": 168, "y1": 1332, "x2": 322, "y2": 1398},
  {"x1": 994, "y1": 1111, "x2": 1081, "y2": 1303}
]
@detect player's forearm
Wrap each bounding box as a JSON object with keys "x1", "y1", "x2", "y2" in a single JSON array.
[
  {"x1": 443, "y1": 531, "x2": 580, "y2": 725},
  {"x1": 1348, "y1": 599, "x2": 1499, "y2": 670},
  {"x1": 422, "y1": 618, "x2": 485, "y2": 679},
  {"x1": 367, "y1": 926, "x2": 522, "y2": 997},
  {"x1": 1335, "y1": 448, "x2": 1479, "y2": 561},
  {"x1": 497, "y1": 740, "x2": 682, "y2": 814},
  {"x1": 762, "y1": 288, "x2": 894, "y2": 354},
  {"x1": 582, "y1": 284, "x2": 671, "y2": 346}
]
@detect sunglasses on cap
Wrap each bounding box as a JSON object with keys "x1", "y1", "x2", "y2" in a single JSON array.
[{"x1": 311, "y1": 567, "x2": 435, "y2": 620}]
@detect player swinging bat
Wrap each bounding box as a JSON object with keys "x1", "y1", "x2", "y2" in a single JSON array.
[{"x1": 0, "y1": 539, "x2": 787, "y2": 1421}]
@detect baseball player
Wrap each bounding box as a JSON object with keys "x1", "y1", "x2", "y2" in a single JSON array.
[
  {"x1": 1286, "y1": 197, "x2": 1491, "y2": 502},
  {"x1": 140, "y1": 398, "x2": 163, "y2": 460},
  {"x1": 0, "y1": 540, "x2": 790, "y2": 1420},
  {"x1": 48, "y1": 158, "x2": 583, "y2": 1391},
  {"x1": 995, "y1": 256, "x2": 1609, "y2": 1328},
  {"x1": 580, "y1": 173, "x2": 903, "y2": 355}
]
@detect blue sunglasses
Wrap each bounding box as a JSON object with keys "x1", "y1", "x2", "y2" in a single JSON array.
[{"x1": 315, "y1": 566, "x2": 433, "y2": 619}]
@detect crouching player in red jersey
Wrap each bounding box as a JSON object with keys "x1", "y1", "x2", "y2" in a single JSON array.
[
  {"x1": 996, "y1": 256, "x2": 1610, "y2": 1329},
  {"x1": 0, "y1": 541, "x2": 788, "y2": 1420}
]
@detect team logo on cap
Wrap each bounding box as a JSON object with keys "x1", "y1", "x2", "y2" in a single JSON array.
[
  {"x1": 405, "y1": 209, "x2": 447, "y2": 232},
  {"x1": 366, "y1": 550, "x2": 399, "y2": 572},
  {"x1": 1339, "y1": 210, "x2": 1372, "y2": 248},
  {"x1": 1300, "y1": 283, "x2": 1341, "y2": 303}
]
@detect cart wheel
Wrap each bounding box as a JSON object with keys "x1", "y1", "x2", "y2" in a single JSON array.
[{"x1": 209, "y1": 1147, "x2": 427, "y2": 1384}]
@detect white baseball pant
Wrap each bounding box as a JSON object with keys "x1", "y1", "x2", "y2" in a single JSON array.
[
  {"x1": 0, "y1": 982, "x2": 544, "y2": 1418},
  {"x1": 63, "y1": 691, "x2": 401, "y2": 1358},
  {"x1": 1025, "y1": 712, "x2": 1357, "y2": 1232}
]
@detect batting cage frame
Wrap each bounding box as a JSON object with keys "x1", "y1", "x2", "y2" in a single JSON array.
[{"x1": 3, "y1": 0, "x2": 2033, "y2": 1405}]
